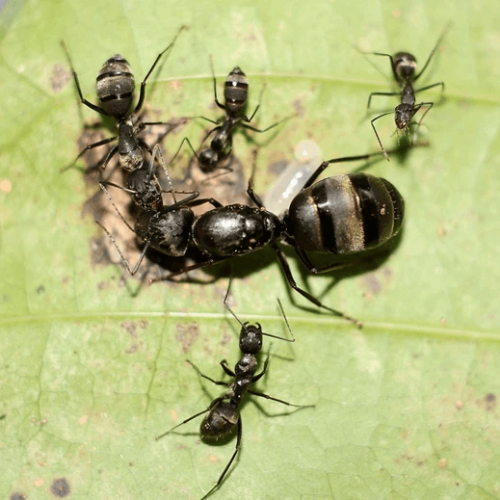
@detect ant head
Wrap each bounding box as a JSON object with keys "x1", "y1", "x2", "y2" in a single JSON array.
[
  {"x1": 239, "y1": 322, "x2": 263, "y2": 354},
  {"x1": 96, "y1": 54, "x2": 135, "y2": 119},
  {"x1": 199, "y1": 148, "x2": 220, "y2": 170},
  {"x1": 224, "y1": 67, "x2": 248, "y2": 116},
  {"x1": 201, "y1": 401, "x2": 239, "y2": 442},
  {"x1": 135, "y1": 207, "x2": 194, "y2": 257},
  {"x1": 394, "y1": 103, "x2": 413, "y2": 129},
  {"x1": 393, "y1": 52, "x2": 417, "y2": 81},
  {"x1": 127, "y1": 167, "x2": 163, "y2": 211}
]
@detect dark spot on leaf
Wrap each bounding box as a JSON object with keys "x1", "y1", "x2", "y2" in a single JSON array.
[
  {"x1": 10, "y1": 493, "x2": 26, "y2": 500},
  {"x1": 0, "y1": 413, "x2": 6, "y2": 420},
  {"x1": 121, "y1": 321, "x2": 137, "y2": 338},
  {"x1": 176, "y1": 323, "x2": 199, "y2": 353},
  {"x1": 293, "y1": 99, "x2": 305, "y2": 117},
  {"x1": 363, "y1": 273, "x2": 382, "y2": 294},
  {"x1": 50, "y1": 478, "x2": 70, "y2": 497},
  {"x1": 485, "y1": 393, "x2": 497, "y2": 411},
  {"x1": 51, "y1": 64, "x2": 71, "y2": 93},
  {"x1": 36, "y1": 285, "x2": 45, "y2": 294}
]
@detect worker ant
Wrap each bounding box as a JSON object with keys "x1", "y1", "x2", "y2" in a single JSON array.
[
  {"x1": 360, "y1": 24, "x2": 449, "y2": 160},
  {"x1": 97, "y1": 147, "x2": 404, "y2": 327},
  {"x1": 170, "y1": 59, "x2": 289, "y2": 174},
  {"x1": 155, "y1": 279, "x2": 313, "y2": 500},
  {"x1": 61, "y1": 26, "x2": 186, "y2": 173}
]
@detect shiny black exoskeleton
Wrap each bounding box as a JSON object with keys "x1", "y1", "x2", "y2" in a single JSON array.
[
  {"x1": 155, "y1": 281, "x2": 310, "y2": 500},
  {"x1": 171, "y1": 62, "x2": 287, "y2": 173},
  {"x1": 61, "y1": 26, "x2": 185, "y2": 172},
  {"x1": 362, "y1": 24, "x2": 449, "y2": 160},
  {"x1": 99, "y1": 144, "x2": 166, "y2": 212},
  {"x1": 98, "y1": 148, "x2": 404, "y2": 326}
]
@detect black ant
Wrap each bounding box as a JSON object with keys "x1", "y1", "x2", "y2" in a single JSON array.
[
  {"x1": 61, "y1": 26, "x2": 186, "y2": 173},
  {"x1": 170, "y1": 58, "x2": 288, "y2": 174},
  {"x1": 361, "y1": 24, "x2": 449, "y2": 160},
  {"x1": 155, "y1": 279, "x2": 313, "y2": 500},
  {"x1": 97, "y1": 148, "x2": 404, "y2": 327}
]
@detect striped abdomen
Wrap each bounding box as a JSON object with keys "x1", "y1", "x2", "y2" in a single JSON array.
[
  {"x1": 224, "y1": 67, "x2": 248, "y2": 116},
  {"x1": 285, "y1": 173, "x2": 404, "y2": 254},
  {"x1": 96, "y1": 54, "x2": 135, "y2": 118}
]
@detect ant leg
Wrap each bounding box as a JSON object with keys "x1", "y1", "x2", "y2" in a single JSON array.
[
  {"x1": 414, "y1": 22, "x2": 451, "y2": 81},
  {"x1": 187, "y1": 360, "x2": 230, "y2": 386},
  {"x1": 95, "y1": 219, "x2": 150, "y2": 276},
  {"x1": 209, "y1": 54, "x2": 226, "y2": 112},
  {"x1": 248, "y1": 389, "x2": 314, "y2": 408},
  {"x1": 251, "y1": 356, "x2": 270, "y2": 383},
  {"x1": 294, "y1": 245, "x2": 350, "y2": 274},
  {"x1": 411, "y1": 101, "x2": 434, "y2": 142},
  {"x1": 99, "y1": 180, "x2": 136, "y2": 195},
  {"x1": 360, "y1": 51, "x2": 399, "y2": 82},
  {"x1": 245, "y1": 81, "x2": 266, "y2": 122},
  {"x1": 99, "y1": 183, "x2": 135, "y2": 232},
  {"x1": 271, "y1": 243, "x2": 362, "y2": 328},
  {"x1": 61, "y1": 136, "x2": 118, "y2": 173},
  {"x1": 371, "y1": 111, "x2": 394, "y2": 162},
  {"x1": 155, "y1": 396, "x2": 224, "y2": 441},
  {"x1": 241, "y1": 114, "x2": 293, "y2": 134},
  {"x1": 150, "y1": 256, "x2": 229, "y2": 283},
  {"x1": 367, "y1": 91, "x2": 400, "y2": 109},
  {"x1": 414, "y1": 81, "x2": 445, "y2": 94},
  {"x1": 200, "y1": 418, "x2": 242, "y2": 500},
  {"x1": 101, "y1": 144, "x2": 119, "y2": 171},
  {"x1": 302, "y1": 146, "x2": 390, "y2": 190},
  {"x1": 134, "y1": 25, "x2": 187, "y2": 114},
  {"x1": 169, "y1": 136, "x2": 201, "y2": 165},
  {"x1": 60, "y1": 41, "x2": 108, "y2": 116},
  {"x1": 219, "y1": 360, "x2": 235, "y2": 378}
]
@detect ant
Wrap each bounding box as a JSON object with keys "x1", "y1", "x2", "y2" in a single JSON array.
[
  {"x1": 361, "y1": 24, "x2": 449, "y2": 160},
  {"x1": 97, "y1": 148, "x2": 404, "y2": 327},
  {"x1": 170, "y1": 58, "x2": 289, "y2": 174},
  {"x1": 155, "y1": 279, "x2": 313, "y2": 500},
  {"x1": 61, "y1": 25, "x2": 186, "y2": 173}
]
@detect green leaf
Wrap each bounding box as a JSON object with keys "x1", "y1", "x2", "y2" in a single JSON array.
[{"x1": 1, "y1": 1, "x2": 500, "y2": 499}]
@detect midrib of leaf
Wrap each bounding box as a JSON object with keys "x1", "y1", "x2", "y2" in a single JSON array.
[{"x1": 0, "y1": 311, "x2": 498, "y2": 343}]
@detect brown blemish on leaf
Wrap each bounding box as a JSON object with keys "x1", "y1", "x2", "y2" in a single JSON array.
[
  {"x1": 34, "y1": 478, "x2": 44, "y2": 487},
  {"x1": 363, "y1": 273, "x2": 382, "y2": 294},
  {"x1": 438, "y1": 458, "x2": 447, "y2": 469},
  {"x1": 51, "y1": 64, "x2": 71, "y2": 92},
  {"x1": 50, "y1": 478, "x2": 71, "y2": 498},
  {"x1": 485, "y1": 393, "x2": 497, "y2": 411},
  {"x1": 10, "y1": 493, "x2": 27, "y2": 500},
  {"x1": 176, "y1": 323, "x2": 199, "y2": 353}
]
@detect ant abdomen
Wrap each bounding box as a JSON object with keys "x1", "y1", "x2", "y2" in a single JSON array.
[
  {"x1": 201, "y1": 402, "x2": 239, "y2": 441},
  {"x1": 285, "y1": 173, "x2": 404, "y2": 254},
  {"x1": 96, "y1": 54, "x2": 135, "y2": 118},
  {"x1": 224, "y1": 67, "x2": 248, "y2": 115},
  {"x1": 393, "y1": 52, "x2": 417, "y2": 80}
]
